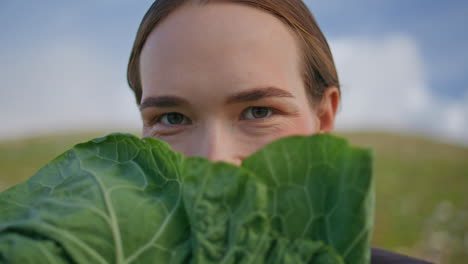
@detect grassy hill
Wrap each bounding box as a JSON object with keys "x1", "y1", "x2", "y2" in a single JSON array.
[{"x1": 1, "y1": 131, "x2": 466, "y2": 263}]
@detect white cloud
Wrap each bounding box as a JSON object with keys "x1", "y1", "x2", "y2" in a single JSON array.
[
  {"x1": 0, "y1": 40, "x2": 141, "y2": 139},
  {"x1": 0, "y1": 33, "x2": 466, "y2": 146},
  {"x1": 331, "y1": 34, "x2": 468, "y2": 146}
]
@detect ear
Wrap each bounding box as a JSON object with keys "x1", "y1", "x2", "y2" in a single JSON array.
[{"x1": 317, "y1": 86, "x2": 340, "y2": 133}]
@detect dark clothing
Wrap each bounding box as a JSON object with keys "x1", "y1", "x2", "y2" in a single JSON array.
[{"x1": 371, "y1": 248, "x2": 433, "y2": 264}]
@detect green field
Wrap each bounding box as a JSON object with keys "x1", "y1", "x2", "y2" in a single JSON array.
[{"x1": 1, "y1": 131, "x2": 466, "y2": 263}]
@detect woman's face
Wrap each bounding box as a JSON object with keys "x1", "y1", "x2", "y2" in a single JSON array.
[{"x1": 139, "y1": 2, "x2": 335, "y2": 165}]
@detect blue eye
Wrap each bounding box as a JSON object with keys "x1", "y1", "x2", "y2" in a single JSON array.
[
  {"x1": 243, "y1": 107, "x2": 272, "y2": 119},
  {"x1": 159, "y1": 113, "x2": 190, "y2": 125}
]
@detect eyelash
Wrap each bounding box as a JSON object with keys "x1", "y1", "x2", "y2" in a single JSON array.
[{"x1": 153, "y1": 106, "x2": 279, "y2": 126}]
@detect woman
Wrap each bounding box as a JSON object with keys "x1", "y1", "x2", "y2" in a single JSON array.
[{"x1": 127, "y1": 0, "x2": 431, "y2": 263}]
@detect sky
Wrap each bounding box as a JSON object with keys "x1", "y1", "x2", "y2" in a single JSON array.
[{"x1": 0, "y1": 0, "x2": 467, "y2": 145}]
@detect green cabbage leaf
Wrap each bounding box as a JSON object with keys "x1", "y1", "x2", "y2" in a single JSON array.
[{"x1": 0, "y1": 133, "x2": 374, "y2": 264}]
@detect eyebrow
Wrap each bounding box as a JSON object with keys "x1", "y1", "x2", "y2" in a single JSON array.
[
  {"x1": 225, "y1": 86, "x2": 295, "y2": 104},
  {"x1": 140, "y1": 96, "x2": 189, "y2": 111},
  {"x1": 139, "y1": 86, "x2": 294, "y2": 111}
]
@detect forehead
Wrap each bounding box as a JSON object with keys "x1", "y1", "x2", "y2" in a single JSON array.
[{"x1": 139, "y1": 2, "x2": 303, "y2": 98}]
